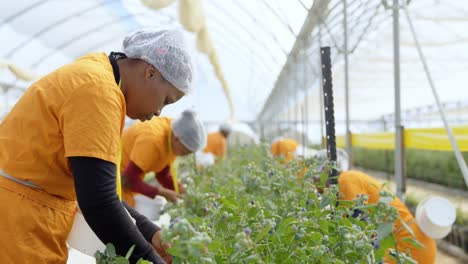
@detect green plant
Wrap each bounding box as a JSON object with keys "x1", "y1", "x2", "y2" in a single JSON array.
[
  {"x1": 353, "y1": 147, "x2": 468, "y2": 191},
  {"x1": 161, "y1": 145, "x2": 416, "y2": 263},
  {"x1": 95, "y1": 243, "x2": 151, "y2": 264},
  {"x1": 455, "y1": 207, "x2": 468, "y2": 225}
]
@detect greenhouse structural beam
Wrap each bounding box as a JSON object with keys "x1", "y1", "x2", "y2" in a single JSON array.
[
  {"x1": 393, "y1": 0, "x2": 406, "y2": 200},
  {"x1": 1, "y1": 1, "x2": 49, "y2": 24},
  {"x1": 402, "y1": 3, "x2": 468, "y2": 189},
  {"x1": 257, "y1": 0, "x2": 331, "y2": 122},
  {"x1": 30, "y1": 12, "x2": 166, "y2": 69},
  {"x1": 343, "y1": 0, "x2": 353, "y2": 167},
  {"x1": 5, "y1": 0, "x2": 121, "y2": 59}
]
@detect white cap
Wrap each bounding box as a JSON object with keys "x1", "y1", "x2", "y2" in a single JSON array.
[
  {"x1": 219, "y1": 123, "x2": 232, "y2": 134},
  {"x1": 271, "y1": 136, "x2": 284, "y2": 144},
  {"x1": 416, "y1": 196, "x2": 456, "y2": 239},
  {"x1": 171, "y1": 110, "x2": 207, "y2": 152},
  {"x1": 314, "y1": 148, "x2": 350, "y2": 171},
  {"x1": 123, "y1": 28, "x2": 194, "y2": 93}
]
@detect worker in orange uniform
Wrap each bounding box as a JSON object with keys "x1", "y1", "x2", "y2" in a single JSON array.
[
  {"x1": 203, "y1": 123, "x2": 231, "y2": 160},
  {"x1": 0, "y1": 29, "x2": 194, "y2": 263},
  {"x1": 270, "y1": 137, "x2": 299, "y2": 164},
  {"x1": 315, "y1": 150, "x2": 436, "y2": 264},
  {"x1": 121, "y1": 109, "x2": 206, "y2": 206}
]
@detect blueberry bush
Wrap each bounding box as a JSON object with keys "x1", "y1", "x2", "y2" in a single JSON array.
[{"x1": 160, "y1": 145, "x2": 419, "y2": 264}]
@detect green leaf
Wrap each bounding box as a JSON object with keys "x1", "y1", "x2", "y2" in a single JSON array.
[
  {"x1": 115, "y1": 256, "x2": 130, "y2": 264},
  {"x1": 401, "y1": 237, "x2": 423, "y2": 249},
  {"x1": 320, "y1": 172, "x2": 328, "y2": 184},
  {"x1": 320, "y1": 196, "x2": 332, "y2": 209},
  {"x1": 105, "y1": 243, "x2": 116, "y2": 258},
  {"x1": 375, "y1": 235, "x2": 395, "y2": 261},
  {"x1": 94, "y1": 252, "x2": 104, "y2": 263},
  {"x1": 247, "y1": 207, "x2": 258, "y2": 218},
  {"x1": 338, "y1": 218, "x2": 352, "y2": 228},
  {"x1": 344, "y1": 250, "x2": 360, "y2": 259},
  {"x1": 167, "y1": 247, "x2": 183, "y2": 257},
  {"x1": 220, "y1": 198, "x2": 239, "y2": 212},
  {"x1": 136, "y1": 259, "x2": 152, "y2": 264},
  {"x1": 125, "y1": 245, "x2": 136, "y2": 259},
  {"x1": 318, "y1": 219, "x2": 330, "y2": 231},
  {"x1": 208, "y1": 241, "x2": 223, "y2": 251},
  {"x1": 255, "y1": 225, "x2": 272, "y2": 243},
  {"x1": 275, "y1": 217, "x2": 298, "y2": 235},
  {"x1": 399, "y1": 219, "x2": 416, "y2": 238},
  {"x1": 310, "y1": 232, "x2": 322, "y2": 243},
  {"x1": 377, "y1": 223, "x2": 393, "y2": 242},
  {"x1": 336, "y1": 200, "x2": 354, "y2": 207}
]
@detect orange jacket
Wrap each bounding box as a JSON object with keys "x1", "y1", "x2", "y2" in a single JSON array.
[
  {"x1": 270, "y1": 138, "x2": 299, "y2": 164},
  {"x1": 203, "y1": 132, "x2": 227, "y2": 158},
  {"x1": 0, "y1": 52, "x2": 125, "y2": 262},
  {"x1": 338, "y1": 171, "x2": 436, "y2": 264},
  {"x1": 121, "y1": 117, "x2": 177, "y2": 206}
]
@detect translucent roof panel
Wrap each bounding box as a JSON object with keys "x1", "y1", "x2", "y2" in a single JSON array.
[
  {"x1": 0, "y1": 0, "x2": 313, "y2": 122},
  {"x1": 258, "y1": 0, "x2": 468, "y2": 142}
]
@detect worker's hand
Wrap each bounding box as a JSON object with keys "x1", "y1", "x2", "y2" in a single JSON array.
[
  {"x1": 178, "y1": 182, "x2": 186, "y2": 194},
  {"x1": 159, "y1": 187, "x2": 181, "y2": 203},
  {"x1": 151, "y1": 230, "x2": 172, "y2": 264}
]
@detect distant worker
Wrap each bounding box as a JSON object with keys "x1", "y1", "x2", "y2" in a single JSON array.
[
  {"x1": 121, "y1": 110, "x2": 206, "y2": 206},
  {"x1": 270, "y1": 137, "x2": 299, "y2": 164},
  {"x1": 314, "y1": 150, "x2": 436, "y2": 264},
  {"x1": 203, "y1": 123, "x2": 232, "y2": 160}
]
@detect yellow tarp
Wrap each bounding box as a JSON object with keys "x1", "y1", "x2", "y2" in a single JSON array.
[
  {"x1": 336, "y1": 126, "x2": 468, "y2": 151},
  {"x1": 405, "y1": 126, "x2": 468, "y2": 151}
]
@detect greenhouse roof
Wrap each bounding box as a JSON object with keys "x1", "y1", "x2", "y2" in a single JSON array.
[{"x1": 1, "y1": 0, "x2": 468, "y2": 126}]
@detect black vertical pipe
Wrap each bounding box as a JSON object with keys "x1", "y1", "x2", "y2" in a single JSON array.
[{"x1": 320, "y1": 47, "x2": 338, "y2": 183}]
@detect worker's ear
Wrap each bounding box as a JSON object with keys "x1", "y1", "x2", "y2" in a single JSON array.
[
  {"x1": 173, "y1": 134, "x2": 181, "y2": 144},
  {"x1": 144, "y1": 64, "x2": 158, "y2": 80}
]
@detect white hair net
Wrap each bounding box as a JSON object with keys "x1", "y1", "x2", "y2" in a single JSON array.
[
  {"x1": 219, "y1": 123, "x2": 232, "y2": 134},
  {"x1": 123, "y1": 28, "x2": 194, "y2": 93},
  {"x1": 294, "y1": 145, "x2": 318, "y2": 159},
  {"x1": 314, "y1": 148, "x2": 350, "y2": 171},
  {"x1": 171, "y1": 110, "x2": 207, "y2": 152}
]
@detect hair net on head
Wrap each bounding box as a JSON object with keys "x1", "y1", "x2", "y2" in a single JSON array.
[
  {"x1": 123, "y1": 28, "x2": 194, "y2": 93},
  {"x1": 219, "y1": 123, "x2": 232, "y2": 134},
  {"x1": 171, "y1": 110, "x2": 207, "y2": 152},
  {"x1": 294, "y1": 145, "x2": 318, "y2": 159},
  {"x1": 314, "y1": 148, "x2": 350, "y2": 171},
  {"x1": 271, "y1": 136, "x2": 284, "y2": 145}
]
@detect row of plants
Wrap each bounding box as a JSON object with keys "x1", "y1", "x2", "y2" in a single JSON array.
[
  {"x1": 158, "y1": 145, "x2": 418, "y2": 263},
  {"x1": 353, "y1": 147, "x2": 468, "y2": 191}
]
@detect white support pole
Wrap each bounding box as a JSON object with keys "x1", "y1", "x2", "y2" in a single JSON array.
[
  {"x1": 393, "y1": 0, "x2": 405, "y2": 200},
  {"x1": 402, "y1": 4, "x2": 468, "y2": 188},
  {"x1": 295, "y1": 57, "x2": 300, "y2": 135},
  {"x1": 343, "y1": 0, "x2": 352, "y2": 166},
  {"x1": 303, "y1": 38, "x2": 309, "y2": 149}
]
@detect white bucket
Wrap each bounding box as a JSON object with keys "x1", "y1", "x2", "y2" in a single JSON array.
[
  {"x1": 195, "y1": 151, "x2": 215, "y2": 167},
  {"x1": 134, "y1": 194, "x2": 165, "y2": 221},
  {"x1": 67, "y1": 208, "x2": 135, "y2": 256},
  {"x1": 415, "y1": 196, "x2": 456, "y2": 239}
]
